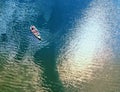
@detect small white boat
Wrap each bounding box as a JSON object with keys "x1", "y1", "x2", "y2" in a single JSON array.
[{"x1": 30, "y1": 25, "x2": 41, "y2": 40}]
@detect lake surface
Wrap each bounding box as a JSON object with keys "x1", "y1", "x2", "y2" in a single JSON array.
[{"x1": 0, "y1": 0, "x2": 120, "y2": 92}]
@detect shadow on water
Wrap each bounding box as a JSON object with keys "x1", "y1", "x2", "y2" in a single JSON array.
[
  {"x1": 0, "y1": 33, "x2": 7, "y2": 42},
  {"x1": 48, "y1": 0, "x2": 92, "y2": 33},
  {"x1": 34, "y1": 43, "x2": 64, "y2": 92}
]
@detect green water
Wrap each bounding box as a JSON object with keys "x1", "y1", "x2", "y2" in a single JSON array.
[{"x1": 0, "y1": 0, "x2": 120, "y2": 92}]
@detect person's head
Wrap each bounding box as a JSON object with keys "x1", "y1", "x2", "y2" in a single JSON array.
[
  {"x1": 31, "y1": 27, "x2": 34, "y2": 30},
  {"x1": 31, "y1": 26, "x2": 35, "y2": 30}
]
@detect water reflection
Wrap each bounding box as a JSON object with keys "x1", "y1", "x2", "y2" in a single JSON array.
[
  {"x1": 0, "y1": 0, "x2": 120, "y2": 92},
  {"x1": 57, "y1": 0, "x2": 120, "y2": 91}
]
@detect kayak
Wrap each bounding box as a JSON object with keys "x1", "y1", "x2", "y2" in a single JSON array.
[{"x1": 30, "y1": 25, "x2": 41, "y2": 40}]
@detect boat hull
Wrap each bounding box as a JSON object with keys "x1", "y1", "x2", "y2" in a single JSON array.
[{"x1": 30, "y1": 26, "x2": 41, "y2": 40}]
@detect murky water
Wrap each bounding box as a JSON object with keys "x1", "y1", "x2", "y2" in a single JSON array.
[{"x1": 0, "y1": 0, "x2": 120, "y2": 92}]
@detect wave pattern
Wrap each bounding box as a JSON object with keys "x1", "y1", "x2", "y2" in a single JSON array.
[
  {"x1": 0, "y1": 0, "x2": 120, "y2": 92},
  {"x1": 56, "y1": 0, "x2": 120, "y2": 92}
]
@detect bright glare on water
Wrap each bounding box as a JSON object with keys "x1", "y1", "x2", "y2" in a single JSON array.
[{"x1": 0, "y1": 0, "x2": 120, "y2": 92}]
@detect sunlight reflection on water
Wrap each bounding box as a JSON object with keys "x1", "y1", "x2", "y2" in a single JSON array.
[
  {"x1": 0, "y1": 0, "x2": 120, "y2": 92},
  {"x1": 57, "y1": 0, "x2": 120, "y2": 91}
]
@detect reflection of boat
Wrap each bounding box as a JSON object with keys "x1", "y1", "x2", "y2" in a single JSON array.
[{"x1": 30, "y1": 25, "x2": 41, "y2": 40}]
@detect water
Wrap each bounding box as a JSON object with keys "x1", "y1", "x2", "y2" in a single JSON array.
[{"x1": 0, "y1": 0, "x2": 120, "y2": 92}]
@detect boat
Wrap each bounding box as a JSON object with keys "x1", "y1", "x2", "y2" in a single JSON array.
[{"x1": 30, "y1": 25, "x2": 41, "y2": 40}]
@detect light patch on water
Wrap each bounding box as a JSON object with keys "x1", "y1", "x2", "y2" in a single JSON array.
[
  {"x1": 57, "y1": 0, "x2": 120, "y2": 91},
  {"x1": 0, "y1": 0, "x2": 16, "y2": 34}
]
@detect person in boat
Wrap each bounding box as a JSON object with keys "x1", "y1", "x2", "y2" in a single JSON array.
[
  {"x1": 30, "y1": 25, "x2": 41, "y2": 40},
  {"x1": 31, "y1": 26, "x2": 39, "y2": 34}
]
